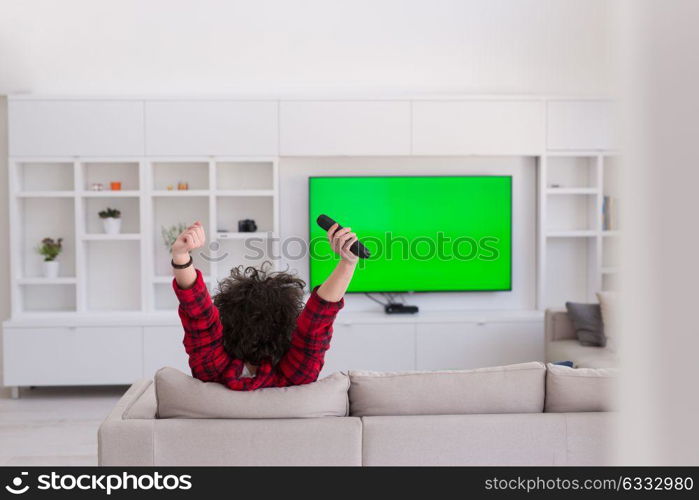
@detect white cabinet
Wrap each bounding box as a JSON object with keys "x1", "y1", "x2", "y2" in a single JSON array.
[
  {"x1": 320, "y1": 323, "x2": 416, "y2": 376},
  {"x1": 279, "y1": 101, "x2": 412, "y2": 155},
  {"x1": 9, "y1": 100, "x2": 145, "y2": 156},
  {"x1": 416, "y1": 321, "x2": 544, "y2": 370},
  {"x1": 547, "y1": 100, "x2": 616, "y2": 150},
  {"x1": 145, "y1": 100, "x2": 278, "y2": 156},
  {"x1": 2, "y1": 326, "x2": 143, "y2": 386},
  {"x1": 143, "y1": 326, "x2": 190, "y2": 378},
  {"x1": 412, "y1": 100, "x2": 546, "y2": 155}
]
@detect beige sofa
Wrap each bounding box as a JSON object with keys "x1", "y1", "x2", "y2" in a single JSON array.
[
  {"x1": 545, "y1": 309, "x2": 619, "y2": 368},
  {"x1": 98, "y1": 362, "x2": 616, "y2": 466}
]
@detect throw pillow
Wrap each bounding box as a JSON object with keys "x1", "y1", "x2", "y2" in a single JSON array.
[
  {"x1": 565, "y1": 302, "x2": 606, "y2": 347},
  {"x1": 596, "y1": 291, "x2": 619, "y2": 352}
]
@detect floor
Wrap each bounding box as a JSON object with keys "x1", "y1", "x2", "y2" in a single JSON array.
[{"x1": 0, "y1": 385, "x2": 127, "y2": 466}]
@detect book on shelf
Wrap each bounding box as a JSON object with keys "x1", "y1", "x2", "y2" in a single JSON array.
[{"x1": 602, "y1": 196, "x2": 618, "y2": 231}]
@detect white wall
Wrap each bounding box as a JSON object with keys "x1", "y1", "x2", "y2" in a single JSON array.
[
  {"x1": 279, "y1": 157, "x2": 536, "y2": 312},
  {"x1": 0, "y1": 0, "x2": 613, "y2": 95}
]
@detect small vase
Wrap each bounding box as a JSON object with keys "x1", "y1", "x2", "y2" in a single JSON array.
[
  {"x1": 102, "y1": 217, "x2": 122, "y2": 235},
  {"x1": 43, "y1": 260, "x2": 59, "y2": 279}
]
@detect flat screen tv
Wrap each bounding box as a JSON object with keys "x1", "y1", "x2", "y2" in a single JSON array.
[{"x1": 308, "y1": 175, "x2": 512, "y2": 293}]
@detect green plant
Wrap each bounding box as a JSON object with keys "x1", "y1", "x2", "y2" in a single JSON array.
[
  {"x1": 98, "y1": 207, "x2": 121, "y2": 219},
  {"x1": 161, "y1": 223, "x2": 188, "y2": 250},
  {"x1": 37, "y1": 237, "x2": 63, "y2": 262}
]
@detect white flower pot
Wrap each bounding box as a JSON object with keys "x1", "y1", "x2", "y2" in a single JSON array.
[
  {"x1": 43, "y1": 260, "x2": 59, "y2": 279},
  {"x1": 102, "y1": 217, "x2": 122, "y2": 235}
]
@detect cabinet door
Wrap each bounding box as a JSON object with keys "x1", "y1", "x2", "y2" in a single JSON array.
[
  {"x1": 2, "y1": 326, "x2": 143, "y2": 386},
  {"x1": 320, "y1": 323, "x2": 416, "y2": 376},
  {"x1": 143, "y1": 326, "x2": 190, "y2": 378},
  {"x1": 280, "y1": 101, "x2": 412, "y2": 155},
  {"x1": 412, "y1": 100, "x2": 545, "y2": 155},
  {"x1": 9, "y1": 100, "x2": 145, "y2": 156},
  {"x1": 145, "y1": 100, "x2": 278, "y2": 155},
  {"x1": 547, "y1": 100, "x2": 616, "y2": 150},
  {"x1": 416, "y1": 321, "x2": 544, "y2": 371}
]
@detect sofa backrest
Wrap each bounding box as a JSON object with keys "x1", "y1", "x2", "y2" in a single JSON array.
[
  {"x1": 545, "y1": 309, "x2": 577, "y2": 342},
  {"x1": 348, "y1": 362, "x2": 546, "y2": 417}
]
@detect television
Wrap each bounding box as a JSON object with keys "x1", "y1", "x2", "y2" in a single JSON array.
[{"x1": 308, "y1": 175, "x2": 512, "y2": 293}]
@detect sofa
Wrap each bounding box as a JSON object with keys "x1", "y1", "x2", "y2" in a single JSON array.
[
  {"x1": 545, "y1": 309, "x2": 619, "y2": 368},
  {"x1": 98, "y1": 362, "x2": 617, "y2": 466}
]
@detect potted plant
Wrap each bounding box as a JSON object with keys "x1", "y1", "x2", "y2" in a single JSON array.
[
  {"x1": 37, "y1": 237, "x2": 63, "y2": 278},
  {"x1": 99, "y1": 207, "x2": 122, "y2": 235},
  {"x1": 161, "y1": 223, "x2": 188, "y2": 252}
]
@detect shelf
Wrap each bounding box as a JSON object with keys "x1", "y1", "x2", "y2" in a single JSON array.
[
  {"x1": 546, "y1": 188, "x2": 598, "y2": 195},
  {"x1": 151, "y1": 190, "x2": 211, "y2": 197},
  {"x1": 601, "y1": 230, "x2": 620, "y2": 237},
  {"x1": 215, "y1": 161, "x2": 275, "y2": 191},
  {"x1": 82, "y1": 161, "x2": 140, "y2": 191},
  {"x1": 152, "y1": 161, "x2": 209, "y2": 190},
  {"x1": 17, "y1": 191, "x2": 76, "y2": 198},
  {"x1": 216, "y1": 231, "x2": 275, "y2": 240},
  {"x1": 16, "y1": 161, "x2": 74, "y2": 192},
  {"x1": 81, "y1": 190, "x2": 141, "y2": 198},
  {"x1": 215, "y1": 189, "x2": 275, "y2": 197},
  {"x1": 18, "y1": 277, "x2": 77, "y2": 285},
  {"x1": 82, "y1": 234, "x2": 141, "y2": 241},
  {"x1": 546, "y1": 230, "x2": 597, "y2": 238}
]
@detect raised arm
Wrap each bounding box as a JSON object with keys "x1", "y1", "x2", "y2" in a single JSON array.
[
  {"x1": 171, "y1": 222, "x2": 230, "y2": 381},
  {"x1": 278, "y1": 224, "x2": 358, "y2": 384}
]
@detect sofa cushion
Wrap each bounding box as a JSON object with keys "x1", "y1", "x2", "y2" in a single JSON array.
[
  {"x1": 547, "y1": 339, "x2": 619, "y2": 368},
  {"x1": 348, "y1": 362, "x2": 546, "y2": 417},
  {"x1": 155, "y1": 367, "x2": 349, "y2": 419},
  {"x1": 545, "y1": 363, "x2": 618, "y2": 412}
]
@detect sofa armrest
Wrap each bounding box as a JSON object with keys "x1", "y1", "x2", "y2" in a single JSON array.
[
  {"x1": 98, "y1": 379, "x2": 155, "y2": 465},
  {"x1": 545, "y1": 309, "x2": 577, "y2": 342}
]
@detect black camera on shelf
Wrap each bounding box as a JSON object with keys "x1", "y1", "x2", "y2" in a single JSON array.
[{"x1": 237, "y1": 219, "x2": 258, "y2": 233}]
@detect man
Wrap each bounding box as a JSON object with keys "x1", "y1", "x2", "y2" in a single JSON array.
[{"x1": 171, "y1": 221, "x2": 357, "y2": 390}]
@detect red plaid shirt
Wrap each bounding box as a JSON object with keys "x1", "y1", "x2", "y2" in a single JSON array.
[{"x1": 173, "y1": 269, "x2": 344, "y2": 391}]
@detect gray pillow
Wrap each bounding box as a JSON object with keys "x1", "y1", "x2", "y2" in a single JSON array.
[
  {"x1": 155, "y1": 367, "x2": 350, "y2": 419},
  {"x1": 565, "y1": 302, "x2": 606, "y2": 347}
]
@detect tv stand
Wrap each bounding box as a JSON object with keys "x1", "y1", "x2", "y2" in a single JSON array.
[{"x1": 384, "y1": 303, "x2": 419, "y2": 314}]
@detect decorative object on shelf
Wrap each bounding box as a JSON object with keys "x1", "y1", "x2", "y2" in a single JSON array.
[
  {"x1": 110, "y1": 181, "x2": 122, "y2": 191},
  {"x1": 602, "y1": 196, "x2": 618, "y2": 231},
  {"x1": 166, "y1": 185, "x2": 174, "y2": 191},
  {"x1": 549, "y1": 183, "x2": 561, "y2": 188},
  {"x1": 238, "y1": 219, "x2": 257, "y2": 232},
  {"x1": 99, "y1": 207, "x2": 122, "y2": 235},
  {"x1": 177, "y1": 181, "x2": 189, "y2": 190},
  {"x1": 90, "y1": 182, "x2": 104, "y2": 191},
  {"x1": 162, "y1": 223, "x2": 188, "y2": 251},
  {"x1": 36, "y1": 237, "x2": 63, "y2": 278}
]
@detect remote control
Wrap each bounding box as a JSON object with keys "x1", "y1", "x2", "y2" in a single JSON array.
[{"x1": 316, "y1": 214, "x2": 371, "y2": 259}]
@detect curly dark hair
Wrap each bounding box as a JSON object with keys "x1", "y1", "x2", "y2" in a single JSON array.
[{"x1": 213, "y1": 262, "x2": 306, "y2": 366}]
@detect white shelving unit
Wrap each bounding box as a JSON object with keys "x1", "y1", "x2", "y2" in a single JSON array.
[
  {"x1": 538, "y1": 153, "x2": 621, "y2": 308},
  {"x1": 8, "y1": 158, "x2": 279, "y2": 317}
]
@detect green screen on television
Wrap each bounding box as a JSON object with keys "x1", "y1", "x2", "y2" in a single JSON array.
[{"x1": 308, "y1": 176, "x2": 512, "y2": 292}]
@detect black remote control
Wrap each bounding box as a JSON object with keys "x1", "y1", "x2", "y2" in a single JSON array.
[{"x1": 316, "y1": 214, "x2": 371, "y2": 259}]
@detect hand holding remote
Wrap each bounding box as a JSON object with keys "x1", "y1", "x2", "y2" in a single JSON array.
[{"x1": 317, "y1": 214, "x2": 371, "y2": 259}]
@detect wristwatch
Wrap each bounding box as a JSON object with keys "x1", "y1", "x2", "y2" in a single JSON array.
[{"x1": 171, "y1": 255, "x2": 193, "y2": 269}]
